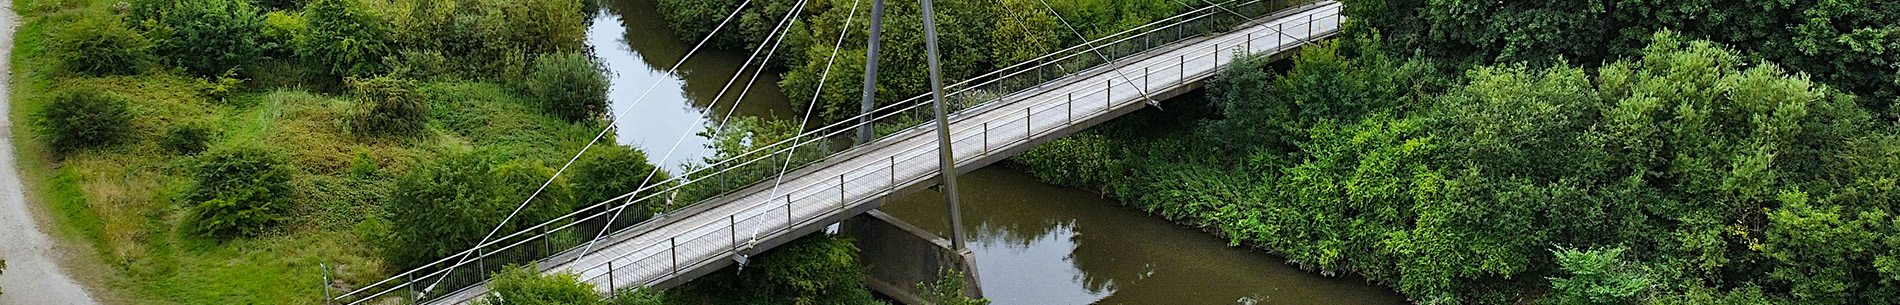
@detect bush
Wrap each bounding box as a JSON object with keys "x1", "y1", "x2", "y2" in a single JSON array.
[
  {"x1": 384, "y1": 152, "x2": 574, "y2": 268},
  {"x1": 185, "y1": 145, "x2": 293, "y2": 237},
  {"x1": 477, "y1": 265, "x2": 602, "y2": 305},
  {"x1": 157, "y1": 0, "x2": 267, "y2": 76},
  {"x1": 570, "y1": 144, "x2": 668, "y2": 225},
  {"x1": 161, "y1": 124, "x2": 214, "y2": 155},
  {"x1": 33, "y1": 88, "x2": 132, "y2": 155},
  {"x1": 300, "y1": 0, "x2": 387, "y2": 78},
  {"x1": 347, "y1": 76, "x2": 429, "y2": 138},
  {"x1": 48, "y1": 14, "x2": 154, "y2": 76},
  {"x1": 525, "y1": 52, "x2": 610, "y2": 123}
]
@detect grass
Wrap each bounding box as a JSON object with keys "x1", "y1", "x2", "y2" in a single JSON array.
[{"x1": 6, "y1": 0, "x2": 607, "y2": 303}]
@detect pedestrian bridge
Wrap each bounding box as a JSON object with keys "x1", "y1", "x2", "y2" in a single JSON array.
[{"x1": 330, "y1": 1, "x2": 1342, "y2": 303}]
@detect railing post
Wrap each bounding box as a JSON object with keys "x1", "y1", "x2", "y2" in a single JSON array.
[
  {"x1": 839, "y1": 174, "x2": 847, "y2": 210},
  {"x1": 982, "y1": 122, "x2": 989, "y2": 153},
  {"x1": 785, "y1": 194, "x2": 793, "y2": 230},
  {"x1": 322, "y1": 264, "x2": 333, "y2": 305},
  {"x1": 729, "y1": 215, "x2": 736, "y2": 252},
  {"x1": 670, "y1": 237, "x2": 678, "y2": 275},
  {"x1": 1215, "y1": 43, "x2": 1220, "y2": 65},
  {"x1": 1144, "y1": 67, "x2": 1150, "y2": 92},
  {"x1": 608, "y1": 261, "x2": 615, "y2": 291},
  {"x1": 1246, "y1": 32, "x2": 1252, "y2": 54},
  {"x1": 1025, "y1": 108, "x2": 1033, "y2": 140}
]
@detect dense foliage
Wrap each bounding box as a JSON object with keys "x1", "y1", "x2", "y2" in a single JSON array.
[
  {"x1": 300, "y1": 0, "x2": 387, "y2": 78},
  {"x1": 569, "y1": 144, "x2": 671, "y2": 230},
  {"x1": 1017, "y1": 29, "x2": 1900, "y2": 303},
  {"x1": 32, "y1": 88, "x2": 132, "y2": 155},
  {"x1": 150, "y1": 0, "x2": 269, "y2": 76},
  {"x1": 186, "y1": 145, "x2": 295, "y2": 237},
  {"x1": 1343, "y1": 0, "x2": 1900, "y2": 118},
  {"x1": 382, "y1": 152, "x2": 575, "y2": 268},
  {"x1": 658, "y1": 0, "x2": 1200, "y2": 125},
  {"x1": 477, "y1": 265, "x2": 604, "y2": 305}
]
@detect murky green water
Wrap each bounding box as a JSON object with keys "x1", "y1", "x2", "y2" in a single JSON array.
[
  {"x1": 593, "y1": 1, "x2": 1405, "y2": 303},
  {"x1": 880, "y1": 167, "x2": 1407, "y2": 304}
]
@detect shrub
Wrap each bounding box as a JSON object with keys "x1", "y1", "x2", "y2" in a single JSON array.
[
  {"x1": 48, "y1": 14, "x2": 154, "y2": 76},
  {"x1": 161, "y1": 124, "x2": 214, "y2": 155},
  {"x1": 300, "y1": 0, "x2": 387, "y2": 78},
  {"x1": 525, "y1": 52, "x2": 610, "y2": 123},
  {"x1": 33, "y1": 88, "x2": 132, "y2": 155},
  {"x1": 384, "y1": 152, "x2": 574, "y2": 268},
  {"x1": 477, "y1": 265, "x2": 602, "y2": 305},
  {"x1": 157, "y1": 0, "x2": 267, "y2": 76},
  {"x1": 569, "y1": 144, "x2": 669, "y2": 231},
  {"x1": 185, "y1": 145, "x2": 293, "y2": 237},
  {"x1": 346, "y1": 76, "x2": 429, "y2": 138}
]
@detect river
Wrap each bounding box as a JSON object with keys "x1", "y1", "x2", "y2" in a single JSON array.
[
  {"x1": 592, "y1": 0, "x2": 795, "y2": 170},
  {"x1": 590, "y1": 1, "x2": 1404, "y2": 304}
]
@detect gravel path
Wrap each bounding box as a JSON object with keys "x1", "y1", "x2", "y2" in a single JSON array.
[{"x1": 0, "y1": 2, "x2": 104, "y2": 304}]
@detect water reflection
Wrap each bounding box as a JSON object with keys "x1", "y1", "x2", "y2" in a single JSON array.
[
  {"x1": 592, "y1": 0, "x2": 796, "y2": 169},
  {"x1": 881, "y1": 166, "x2": 1405, "y2": 305}
]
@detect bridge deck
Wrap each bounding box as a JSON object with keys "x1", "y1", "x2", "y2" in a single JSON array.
[{"x1": 434, "y1": 2, "x2": 1340, "y2": 303}]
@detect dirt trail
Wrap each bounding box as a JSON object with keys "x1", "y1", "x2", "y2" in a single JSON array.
[{"x1": 0, "y1": 2, "x2": 104, "y2": 304}]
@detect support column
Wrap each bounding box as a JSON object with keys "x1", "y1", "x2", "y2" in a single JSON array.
[{"x1": 919, "y1": 0, "x2": 965, "y2": 251}]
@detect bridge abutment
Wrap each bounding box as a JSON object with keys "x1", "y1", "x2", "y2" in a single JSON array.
[{"x1": 842, "y1": 210, "x2": 982, "y2": 304}]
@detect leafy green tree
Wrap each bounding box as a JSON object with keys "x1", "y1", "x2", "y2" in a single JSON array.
[
  {"x1": 991, "y1": 0, "x2": 1061, "y2": 66},
  {"x1": 156, "y1": 0, "x2": 268, "y2": 76}
]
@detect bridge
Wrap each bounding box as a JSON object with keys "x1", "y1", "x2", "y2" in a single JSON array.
[{"x1": 328, "y1": 1, "x2": 1342, "y2": 304}]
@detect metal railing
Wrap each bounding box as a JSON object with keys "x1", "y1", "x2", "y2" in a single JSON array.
[{"x1": 328, "y1": 1, "x2": 1339, "y2": 303}]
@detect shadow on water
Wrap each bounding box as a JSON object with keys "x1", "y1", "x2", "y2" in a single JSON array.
[
  {"x1": 881, "y1": 166, "x2": 1407, "y2": 305},
  {"x1": 592, "y1": 0, "x2": 796, "y2": 169}
]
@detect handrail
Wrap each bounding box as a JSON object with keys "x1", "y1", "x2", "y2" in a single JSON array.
[{"x1": 331, "y1": 1, "x2": 1336, "y2": 303}]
